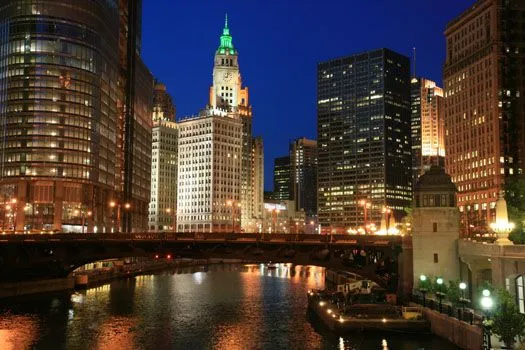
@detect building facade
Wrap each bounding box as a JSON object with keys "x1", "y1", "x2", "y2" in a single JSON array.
[
  {"x1": 317, "y1": 48, "x2": 412, "y2": 233},
  {"x1": 0, "y1": 0, "x2": 152, "y2": 233},
  {"x1": 149, "y1": 82, "x2": 177, "y2": 231},
  {"x1": 410, "y1": 77, "x2": 445, "y2": 184},
  {"x1": 290, "y1": 137, "x2": 317, "y2": 217},
  {"x1": 119, "y1": 0, "x2": 153, "y2": 232},
  {"x1": 176, "y1": 112, "x2": 242, "y2": 232},
  {"x1": 273, "y1": 156, "x2": 291, "y2": 201},
  {"x1": 444, "y1": 0, "x2": 525, "y2": 234}
]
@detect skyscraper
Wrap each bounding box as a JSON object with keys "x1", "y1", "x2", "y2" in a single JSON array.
[
  {"x1": 119, "y1": 0, "x2": 153, "y2": 232},
  {"x1": 290, "y1": 137, "x2": 317, "y2": 216},
  {"x1": 444, "y1": 0, "x2": 525, "y2": 233},
  {"x1": 317, "y1": 49, "x2": 412, "y2": 234},
  {"x1": 273, "y1": 156, "x2": 291, "y2": 201},
  {"x1": 177, "y1": 16, "x2": 257, "y2": 233},
  {"x1": 149, "y1": 82, "x2": 178, "y2": 231},
  {"x1": 410, "y1": 77, "x2": 445, "y2": 183},
  {"x1": 0, "y1": 0, "x2": 152, "y2": 233},
  {"x1": 177, "y1": 111, "x2": 243, "y2": 233}
]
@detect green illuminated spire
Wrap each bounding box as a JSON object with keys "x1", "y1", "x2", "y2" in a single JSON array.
[{"x1": 218, "y1": 13, "x2": 236, "y2": 55}]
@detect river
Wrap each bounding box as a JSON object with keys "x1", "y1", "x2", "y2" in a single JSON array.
[{"x1": 0, "y1": 264, "x2": 457, "y2": 349}]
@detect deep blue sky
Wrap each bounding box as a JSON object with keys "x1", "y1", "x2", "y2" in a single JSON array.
[{"x1": 141, "y1": 0, "x2": 474, "y2": 191}]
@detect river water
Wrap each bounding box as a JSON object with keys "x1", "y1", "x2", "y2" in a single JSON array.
[{"x1": 0, "y1": 264, "x2": 457, "y2": 349}]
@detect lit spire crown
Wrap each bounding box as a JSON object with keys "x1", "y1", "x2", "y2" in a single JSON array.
[{"x1": 218, "y1": 14, "x2": 236, "y2": 55}]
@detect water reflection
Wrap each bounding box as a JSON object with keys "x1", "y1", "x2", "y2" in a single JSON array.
[
  {"x1": 0, "y1": 264, "x2": 456, "y2": 349},
  {"x1": 0, "y1": 316, "x2": 38, "y2": 350}
]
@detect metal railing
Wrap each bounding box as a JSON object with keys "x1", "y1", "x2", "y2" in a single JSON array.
[{"x1": 0, "y1": 232, "x2": 404, "y2": 245}]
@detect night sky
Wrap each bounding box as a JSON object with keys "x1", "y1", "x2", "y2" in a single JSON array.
[{"x1": 141, "y1": 0, "x2": 474, "y2": 191}]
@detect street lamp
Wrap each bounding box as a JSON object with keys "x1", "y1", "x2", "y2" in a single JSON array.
[
  {"x1": 436, "y1": 277, "x2": 445, "y2": 313},
  {"x1": 419, "y1": 274, "x2": 428, "y2": 307},
  {"x1": 226, "y1": 200, "x2": 241, "y2": 233},
  {"x1": 459, "y1": 282, "x2": 470, "y2": 322},
  {"x1": 7, "y1": 198, "x2": 17, "y2": 234},
  {"x1": 359, "y1": 200, "x2": 371, "y2": 234},
  {"x1": 109, "y1": 201, "x2": 130, "y2": 233},
  {"x1": 382, "y1": 207, "x2": 392, "y2": 235},
  {"x1": 165, "y1": 208, "x2": 176, "y2": 231},
  {"x1": 480, "y1": 289, "x2": 493, "y2": 350}
]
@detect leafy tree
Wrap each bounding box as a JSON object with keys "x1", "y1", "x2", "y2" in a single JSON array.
[
  {"x1": 417, "y1": 275, "x2": 433, "y2": 293},
  {"x1": 505, "y1": 176, "x2": 525, "y2": 243},
  {"x1": 446, "y1": 280, "x2": 461, "y2": 306},
  {"x1": 492, "y1": 288, "x2": 525, "y2": 348}
]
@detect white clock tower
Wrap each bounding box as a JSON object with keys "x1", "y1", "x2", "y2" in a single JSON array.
[{"x1": 209, "y1": 15, "x2": 249, "y2": 112}]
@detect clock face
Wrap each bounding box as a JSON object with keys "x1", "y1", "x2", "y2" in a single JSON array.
[{"x1": 223, "y1": 72, "x2": 233, "y2": 82}]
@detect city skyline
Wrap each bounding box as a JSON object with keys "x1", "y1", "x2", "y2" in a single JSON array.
[{"x1": 141, "y1": 0, "x2": 474, "y2": 190}]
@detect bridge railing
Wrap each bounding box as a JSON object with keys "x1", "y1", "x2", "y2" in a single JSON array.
[{"x1": 0, "y1": 232, "x2": 404, "y2": 245}]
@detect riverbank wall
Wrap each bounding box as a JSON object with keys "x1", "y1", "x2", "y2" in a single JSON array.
[
  {"x1": 0, "y1": 277, "x2": 74, "y2": 299},
  {"x1": 0, "y1": 258, "x2": 244, "y2": 299},
  {"x1": 422, "y1": 307, "x2": 482, "y2": 350}
]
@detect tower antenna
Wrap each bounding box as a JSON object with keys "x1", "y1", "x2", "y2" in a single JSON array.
[{"x1": 412, "y1": 47, "x2": 416, "y2": 78}]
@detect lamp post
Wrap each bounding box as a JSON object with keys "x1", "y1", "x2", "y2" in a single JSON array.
[
  {"x1": 359, "y1": 200, "x2": 371, "y2": 234},
  {"x1": 6, "y1": 199, "x2": 17, "y2": 234},
  {"x1": 382, "y1": 207, "x2": 392, "y2": 235},
  {"x1": 165, "y1": 208, "x2": 176, "y2": 231},
  {"x1": 226, "y1": 200, "x2": 241, "y2": 233},
  {"x1": 436, "y1": 277, "x2": 445, "y2": 313},
  {"x1": 490, "y1": 191, "x2": 514, "y2": 245},
  {"x1": 109, "y1": 201, "x2": 130, "y2": 233},
  {"x1": 480, "y1": 289, "x2": 493, "y2": 350},
  {"x1": 267, "y1": 207, "x2": 280, "y2": 234},
  {"x1": 419, "y1": 274, "x2": 428, "y2": 307},
  {"x1": 75, "y1": 207, "x2": 92, "y2": 234},
  {"x1": 459, "y1": 282, "x2": 470, "y2": 321}
]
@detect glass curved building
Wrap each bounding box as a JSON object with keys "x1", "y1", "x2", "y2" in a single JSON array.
[{"x1": 0, "y1": 0, "x2": 121, "y2": 232}]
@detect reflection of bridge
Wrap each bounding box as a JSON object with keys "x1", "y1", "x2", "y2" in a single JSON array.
[{"x1": 0, "y1": 233, "x2": 412, "y2": 292}]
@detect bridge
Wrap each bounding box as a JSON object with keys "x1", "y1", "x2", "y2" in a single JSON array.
[{"x1": 0, "y1": 232, "x2": 412, "y2": 292}]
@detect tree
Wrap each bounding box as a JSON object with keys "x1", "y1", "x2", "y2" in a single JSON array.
[
  {"x1": 492, "y1": 288, "x2": 525, "y2": 348},
  {"x1": 505, "y1": 176, "x2": 525, "y2": 243},
  {"x1": 446, "y1": 280, "x2": 461, "y2": 306}
]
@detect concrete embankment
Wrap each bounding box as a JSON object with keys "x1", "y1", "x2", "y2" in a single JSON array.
[
  {"x1": 0, "y1": 277, "x2": 74, "y2": 299},
  {"x1": 422, "y1": 307, "x2": 482, "y2": 350},
  {"x1": 0, "y1": 258, "x2": 243, "y2": 299}
]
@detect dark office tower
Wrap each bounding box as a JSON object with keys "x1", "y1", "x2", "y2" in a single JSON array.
[
  {"x1": 0, "y1": 0, "x2": 121, "y2": 232},
  {"x1": 273, "y1": 156, "x2": 291, "y2": 201},
  {"x1": 444, "y1": 0, "x2": 525, "y2": 235},
  {"x1": 152, "y1": 82, "x2": 176, "y2": 122},
  {"x1": 410, "y1": 77, "x2": 445, "y2": 184},
  {"x1": 317, "y1": 49, "x2": 412, "y2": 234},
  {"x1": 290, "y1": 137, "x2": 317, "y2": 216},
  {"x1": 119, "y1": 0, "x2": 153, "y2": 232}
]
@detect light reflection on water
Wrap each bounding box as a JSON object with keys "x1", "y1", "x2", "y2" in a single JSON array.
[{"x1": 0, "y1": 264, "x2": 457, "y2": 349}]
